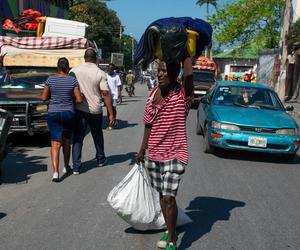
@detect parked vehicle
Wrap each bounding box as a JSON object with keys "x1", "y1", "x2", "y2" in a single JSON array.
[
  {"x1": 196, "y1": 81, "x2": 300, "y2": 160},
  {"x1": 0, "y1": 68, "x2": 54, "y2": 135},
  {"x1": 0, "y1": 35, "x2": 92, "y2": 135}
]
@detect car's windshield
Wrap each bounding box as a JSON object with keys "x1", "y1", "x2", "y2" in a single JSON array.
[
  {"x1": 0, "y1": 74, "x2": 50, "y2": 89},
  {"x1": 0, "y1": 69, "x2": 55, "y2": 89},
  {"x1": 212, "y1": 86, "x2": 284, "y2": 111},
  {"x1": 193, "y1": 71, "x2": 215, "y2": 82}
]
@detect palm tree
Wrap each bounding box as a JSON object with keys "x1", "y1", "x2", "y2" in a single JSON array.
[
  {"x1": 196, "y1": 0, "x2": 217, "y2": 58},
  {"x1": 196, "y1": 0, "x2": 217, "y2": 19}
]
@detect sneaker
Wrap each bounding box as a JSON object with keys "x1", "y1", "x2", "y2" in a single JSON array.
[
  {"x1": 157, "y1": 231, "x2": 168, "y2": 249},
  {"x1": 63, "y1": 165, "x2": 72, "y2": 174},
  {"x1": 52, "y1": 172, "x2": 59, "y2": 182},
  {"x1": 106, "y1": 126, "x2": 113, "y2": 130},
  {"x1": 166, "y1": 242, "x2": 177, "y2": 250},
  {"x1": 97, "y1": 159, "x2": 107, "y2": 167},
  {"x1": 73, "y1": 170, "x2": 80, "y2": 175}
]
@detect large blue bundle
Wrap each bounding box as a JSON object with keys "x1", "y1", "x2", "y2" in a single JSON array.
[{"x1": 134, "y1": 17, "x2": 213, "y2": 70}]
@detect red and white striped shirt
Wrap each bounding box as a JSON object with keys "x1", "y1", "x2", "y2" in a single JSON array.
[{"x1": 144, "y1": 85, "x2": 192, "y2": 165}]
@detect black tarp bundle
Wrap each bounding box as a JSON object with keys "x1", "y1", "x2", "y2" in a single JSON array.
[{"x1": 134, "y1": 17, "x2": 213, "y2": 70}]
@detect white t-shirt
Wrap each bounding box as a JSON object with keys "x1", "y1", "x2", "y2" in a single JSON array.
[
  {"x1": 106, "y1": 72, "x2": 122, "y2": 100},
  {"x1": 70, "y1": 62, "x2": 109, "y2": 114}
]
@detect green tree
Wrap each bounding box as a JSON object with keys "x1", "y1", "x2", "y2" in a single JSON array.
[
  {"x1": 121, "y1": 34, "x2": 137, "y2": 70},
  {"x1": 69, "y1": 0, "x2": 122, "y2": 58},
  {"x1": 196, "y1": 0, "x2": 217, "y2": 19},
  {"x1": 209, "y1": 0, "x2": 284, "y2": 49},
  {"x1": 61, "y1": 0, "x2": 111, "y2": 8}
]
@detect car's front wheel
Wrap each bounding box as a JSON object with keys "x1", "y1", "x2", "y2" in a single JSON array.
[
  {"x1": 196, "y1": 115, "x2": 203, "y2": 135},
  {"x1": 203, "y1": 124, "x2": 215, "y2": 154}
]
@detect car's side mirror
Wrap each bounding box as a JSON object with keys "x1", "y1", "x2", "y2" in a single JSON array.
[
  {"x1": 285, "y1": 105, "x2": 294, "y2": 111},
  {"x1": 200, "y1": 96, "x2": 210, "y2": 104}
]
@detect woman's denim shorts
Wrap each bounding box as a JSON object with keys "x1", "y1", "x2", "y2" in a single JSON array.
[{"x1": 47, "y1": 111, "x2": 75, "y2": 141}]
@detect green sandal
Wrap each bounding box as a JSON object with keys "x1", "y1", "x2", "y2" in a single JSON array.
[
  {"x1": 156, "y1": 231, "x2": 168, "y2": 249},
  {"x1": 166, "y1": 242, "x2": 177, "y2": 250}
]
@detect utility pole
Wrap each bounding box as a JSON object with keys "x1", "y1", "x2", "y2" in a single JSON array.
[
  {"x1": 277, "y1": 0, "x2": 292, "y2": 101},
  {"x1": 119, "y1": 25, "x2": 123, "y2": 53},
  {"x1": 119, "y1": 25, "x2": 122, "y2": 39},
  {"x1": 131, "y1": 36, "x2": 134, "y2": 70}
]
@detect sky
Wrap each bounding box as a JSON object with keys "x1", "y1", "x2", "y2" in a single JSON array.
[{"x1": 106, "y1": 0, "x2": 228, "y2": 43}]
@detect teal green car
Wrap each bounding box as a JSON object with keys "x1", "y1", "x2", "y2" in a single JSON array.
[{"x1": 196, "y1": 81, "x2": 300, "y2": 160}]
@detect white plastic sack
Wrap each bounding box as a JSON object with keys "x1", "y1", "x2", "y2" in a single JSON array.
[
  {"x1": 107, "y1": 163, "x2": 155, "y2": 224},
  {"x1": 131, "y1": 189, "x2": 192, "y2": 231}
]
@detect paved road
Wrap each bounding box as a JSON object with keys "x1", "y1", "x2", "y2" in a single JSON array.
[{"x1": 0, "y1": 83, "x2": 300, "y2": 250}]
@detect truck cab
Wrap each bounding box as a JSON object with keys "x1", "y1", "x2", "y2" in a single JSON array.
[
  {"x1": 0, "y1": 67, "x2": 55, "y2": 135},
  {"x1": 192, "y1": 56, "x2": 217, "y2": 103},
  {"x1": 192, "y1": 69, "x2": 216, "y2": 103}
]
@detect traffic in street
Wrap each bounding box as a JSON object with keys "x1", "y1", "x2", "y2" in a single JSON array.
[
  {"x1": 1, "y1": 1, "x2": 300, "y2": 249},
  {"x1": 0, "y1": 83, "x2": 300, "y2": 250}
]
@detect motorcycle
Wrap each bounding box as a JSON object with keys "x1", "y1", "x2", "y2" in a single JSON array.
[{"x1": 125, "y1": 85, "x2": 135, "y2": 97}]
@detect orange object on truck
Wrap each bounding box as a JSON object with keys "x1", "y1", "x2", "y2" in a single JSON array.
[{"x1": 193, "y1": 56, "x2": 217, "y2": 75}]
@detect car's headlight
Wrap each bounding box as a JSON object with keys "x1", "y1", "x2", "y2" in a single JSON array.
[
  {"x1": 276, "y1": 128, "x2": 300, "y2": 135},
  {"x1": 35, "y1": 104, "x2": 48, "y2": 113},
  {"x1": 211, "y1": 121, "x2": 240, "y2": 131}
]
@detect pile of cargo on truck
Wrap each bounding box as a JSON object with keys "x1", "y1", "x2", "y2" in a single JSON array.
[{"x1": 0, "y1": 13, "x2": 92, "y2": 135}]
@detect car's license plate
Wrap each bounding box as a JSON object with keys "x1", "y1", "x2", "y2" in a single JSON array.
[{"x1": 248, "y1": 136, "x2": 267, "y2": 148}]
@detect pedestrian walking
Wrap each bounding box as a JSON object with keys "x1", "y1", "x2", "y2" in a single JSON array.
[
  {"x1": 106, "y1": 63, "x2": 122, "y2": 129},
  {"x1": 117, "y1": 67, "x2": 126, "y2": 104},
  {"x1": 137, "y1": 54, "x2": 193, "y2": 250},
  {"x1": 70, "y1": 48, "x2": 114, "y2": 174},
  {"x1": 126, "y1": 70, "x2": 135, "y2": 96},
  {"x1": 42, "y1": 57, "x2": 83, "y2": 182}
]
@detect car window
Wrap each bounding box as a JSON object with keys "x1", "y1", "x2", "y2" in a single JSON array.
[{"x1": 212, "y1": 86, "x2": 284, "y2": 110}]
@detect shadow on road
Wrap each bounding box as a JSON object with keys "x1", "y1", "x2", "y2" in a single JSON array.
[
  {"x1": 116, "y1": 120, "x2": 138, "y2": 130},
  {"x1": 80, "y1": 152, "x2": 136, "y2": 174},
  {"x1": 0, "y1": 213, "x2": 6, "y2": 220},
  {"x1": 214, "y1": 148, "x2": 300, "y2": 165},
  {"x1": 178, "y1": 196, "x2": 246, "y2": 250},
  {"x1": 7, "y1": 132, "x2": 51, "y2": 148},
  {"x1": 121, "y1": 98, "x2": 143, "y2": 103},
  {"x1": 124, "y1": 227, "x2": 165, "y2": 235},
  {"x1": 103, "y1": 117, "x2": 138, "y2": 130},
  {"x1": 106, "y1": 152, "x2": 136, "y2": 166},
  {"x1": 0, "y1": 148, "x2": 48, "y2": 184}
]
